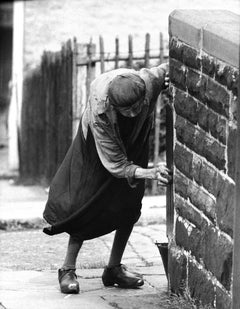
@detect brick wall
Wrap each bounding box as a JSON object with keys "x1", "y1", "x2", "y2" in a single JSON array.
[{"x1": 168, "y1": 10, "x2": 239, "y2": 308}]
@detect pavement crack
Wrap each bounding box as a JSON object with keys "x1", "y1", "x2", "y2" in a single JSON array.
[
  {"x1": 108, "y1": 301, "x2": 123, "y2": 309},
  {"x1": 78, "y1": 275, "x2": 100, "y2": 279},
  {"x1": 133, "y1": 229, "x2": 157, "y2": 244},
  {"x1": 99, "y1": 237, "x2": 112, "y2": 250},
  {"x1": 100, "y1": 296, "x2": 123, "y2": 309},
  {"x1": 144, "y1": 278, "x2": 156, "y2": 289},
  {"x1": 127, "y1": 240, "x2": 151, "y2": 266}
]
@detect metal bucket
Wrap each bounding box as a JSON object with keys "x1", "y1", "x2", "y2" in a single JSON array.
[{"x1": 155, "y1": 242, "x2": 168, "y2": 278}]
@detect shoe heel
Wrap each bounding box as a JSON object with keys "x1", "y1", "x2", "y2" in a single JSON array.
[
  {"x1": 102, "y1": 267, "x2": 115, "y2": 287},
  {"x1": 102, "y1": 276, "x2": 115, "y2": 286}
]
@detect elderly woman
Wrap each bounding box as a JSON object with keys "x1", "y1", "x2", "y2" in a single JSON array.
[{"x1": 43, "y1": 62, "x2": 172, "y2": 294}]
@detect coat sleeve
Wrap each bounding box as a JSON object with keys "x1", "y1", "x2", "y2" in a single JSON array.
[
  {"x1": 139, "y1": 64, "x2": 167, "y2": 116},
  {"x1": 148, "y1": 65, "x2": 167, "y2": 82},
  {"x1": 89, "y1": 112, "x2": 141, "y2": 188}
]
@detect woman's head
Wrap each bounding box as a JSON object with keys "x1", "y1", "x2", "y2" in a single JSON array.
[{"x1": 108, "y1": 73, "x2": 146, "y2": 117}]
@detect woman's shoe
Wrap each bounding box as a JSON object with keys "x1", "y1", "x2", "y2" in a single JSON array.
[
  {"x1": 58, "y1": 268, "x2": 80, "y2": 294},
  {"x1": 102, "y1": 264, "x2": 144, "y2": 288},
  {"x1": 121, "y1": 264, "x2": 143, "y2": 279}
]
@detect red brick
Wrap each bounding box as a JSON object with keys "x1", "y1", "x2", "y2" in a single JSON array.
[
  {"x1": 215, "y1": 61, "x2": 239, "y2": 97},
  {"x1": 175, "y1": 194, "x2": 204, "y2": 228},
  {"x1": 197, "y1": 103, "x2": 209, "y2": 132},
  {"x1": 188, "y1": 261, "x2": 215, "y2": 307},
  {"x1": 187, "y1": 180, "x2": 216, "y2": 221},
  {"x1": 175, "y1": 169, "x2": 189, "y2": 198},
  {"x1": 169, "y1": 37, "x2": 201, "y2": 70},
  {"x1": 202, "y1": 54, "x2": 216, "y2": 77},
  {"x1": 198, "y1": 159, "x2": 219, "y2": 196},
  {"x1": 175, "y1": 115, "x2": 195, "y2": 148},
  {"x1": 205, "y1": 77, "x2": 230, "y2": 117},
  {"x1": 175, "y1": 115, "x2": 226, "y2": 170},
  {"x1": 197, "y1": 103, "x2": 227, "y2": 144},
  {"x1": 169, "y1": 37, "x2": 183, "y2": 61},
  {"x1": 175, "y1": 217, "x2": 189, "y2": 249},
  {"x1": 194, "y1": 128, "x2": 226, "y2": 171},
  {"x1": 174, "y1": 88, "x2": 198, "y2": 124},
  {"x1": 174, "y1": 143, "x2": 193, "y2": 179},
  {"x1": 182, "y1": 44, "x2": 200, "y2": 70},
  {"x1": 203, "y1": 226, "x2": 233, "y2": 290},
  {"x1": 175, "y1": 90, "x2": 227, "y2": 144},
  {"x1": 216, "y1": 175, "x2": 235, "y2": 237},
  {"x1": 192, "y1": 152, "x2": 221, "y2": 197},
  {"x1": 170, "y1": 58, "x2": 187, "y2": 91},
  {"x1": 186, "y1": 68, "x2": 206, "y2": 102},
  {"x1": 191, "y1": 153, "x2": 202, "y2": 184},
  {"x1": 209, "y1": 114, "x2": 227, "y2": 145},
  {"x1": 175, "y1": 216, "x2": 202, "y2": 255}
]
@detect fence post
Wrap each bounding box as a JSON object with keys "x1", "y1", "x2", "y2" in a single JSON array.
[
  {"x1": 128, "y1": 35, "x2": 133, "y2": 68},
  {"x1": 144, "y1": 33, "x2": 150, "y2": 68},
  {"x1": 75, "y1": 43, "x2": 89, "y2": 129},
  {"x1": 115, "y1": 36, "x2": 119, "y2": 69},
  {"x1": 99, "y1": 35, "x2": 105, "y2": 73},
  {"x1": 86, "y1": 38, "x2": 96, "y2": 103},
  {"x1": 159, "y1": 32, "x2": 164, "y2": 64}
]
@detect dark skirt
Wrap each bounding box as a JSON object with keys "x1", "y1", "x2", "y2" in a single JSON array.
[{"x1": 43, "y1": 117, "x2": 151, "y2": 241}]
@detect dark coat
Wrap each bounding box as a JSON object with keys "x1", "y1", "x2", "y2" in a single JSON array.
[{"x1": 43, "y1": 66, "x2": 166, "y2": 240}]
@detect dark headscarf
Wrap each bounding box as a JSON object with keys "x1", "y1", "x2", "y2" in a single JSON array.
[{"x1": 108, "y1": 73, "x2": 146, "y2": 107}]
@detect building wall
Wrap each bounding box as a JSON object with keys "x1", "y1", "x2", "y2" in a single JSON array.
[{"x1": 168, "y1": 10, "x2": 239, "y2": 308}]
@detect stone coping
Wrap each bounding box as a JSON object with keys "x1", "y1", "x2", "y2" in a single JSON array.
[{"x1": 169, "y1": 10, "x2": 240, "y2": 68}]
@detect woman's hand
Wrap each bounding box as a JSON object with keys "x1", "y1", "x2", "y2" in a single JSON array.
[
  {"x1": 159, "y1": 62, "x2": 169, "y2": 90},
  {"x1": 163, "y1": 73, "x2": 169, "y2": 89},
  {"x1": 152, "y1": 163, "x2": 172, "y2": 186},
  {"x1": 134, "y1": 163, "x2": 173, "y2": 186}
]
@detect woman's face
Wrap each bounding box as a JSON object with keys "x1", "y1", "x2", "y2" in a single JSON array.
[{"x1": 115, "y1": 99, "x2": 144, "y2": 118}]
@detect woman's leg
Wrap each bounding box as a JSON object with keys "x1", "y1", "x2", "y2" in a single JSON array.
[
  {"x1": 58, "y1": 235, "x2": 83, "y2": 294},
  {"x1": 61, "y1": 235, "x2": 83, "y2": 269},
  {"x1": 102, "y1": 224, "x2": 144, "y2": 288},
  {"x1": 107, "y1": 224, "x2": 133, "y2": 267}
]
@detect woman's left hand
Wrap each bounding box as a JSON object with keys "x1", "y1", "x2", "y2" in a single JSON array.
[
  {"x1": 156, "y1": 163, "x2": 173, "y2": 186},
  {"x1": 164, "y1": 73, "x2": 169, "y2": 89},
  {"x1": 159, "y1": 62, "x2": 169, "y2": 90}
]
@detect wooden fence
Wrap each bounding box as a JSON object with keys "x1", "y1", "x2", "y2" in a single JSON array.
[
  {"x1": 20, "y1": 32, "x2": 169, "y2": 190},
  {"x1": 20, "y1": 40, "x2": 73, "y2": 182}
]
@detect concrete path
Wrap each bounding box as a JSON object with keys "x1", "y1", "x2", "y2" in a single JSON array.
[
  {"x1": 0, "y1": 267, "x2": 169, "y2": 309},
  {"x1": 0, "y1": 224, "x2": 169, "y2": 308},
  {"x1": 0, "y1": 176, "x2": 172, "y2": 308}
]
